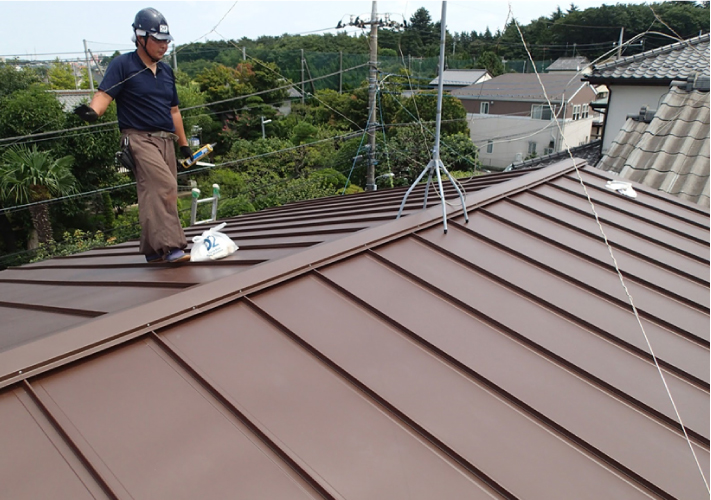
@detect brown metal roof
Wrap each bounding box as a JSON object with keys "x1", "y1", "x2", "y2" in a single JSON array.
[{"x1": 1, "y1": 159, "x2": 708, "y2": 499}]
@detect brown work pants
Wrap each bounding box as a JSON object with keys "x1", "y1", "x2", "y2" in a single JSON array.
[{"x1": 123, "y1": 130, "x2": 187, "y2": 256}]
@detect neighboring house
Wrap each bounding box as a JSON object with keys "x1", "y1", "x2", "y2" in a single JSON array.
[
  {"x1": 451, "y1": 73, "x2": 597, "y2": 169},
  {"x1": 0, "y1": 158, "x2": 708, "y2": 500},
  {"x1": 590, "y1": 84, "x2": 609, "y2": 140},
  {"x1": 584, "y1": 33, "x2": 710, "y2": 153},
  {"x1": 428, "y1": 69, "x2": 492, "y2": 91},
  {"x1": 546, "y1": 56, "x2": 592, "y2": 74},
  {"x1": 277, "y1": 86, "x2": 303, "y2": 116},
  {"x1": 47, "y1": 89, "x2": 93, "y2": 112},
  {"x1": 597, "y1": 83, "x2": 710, "y2": 207}
]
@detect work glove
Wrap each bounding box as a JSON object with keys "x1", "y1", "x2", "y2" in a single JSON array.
[
  {"x1": 180, "y1": 145, "x2": 194, "y2": 162},
  {"x1": 73, "y1": 104, "x2": 99, "y2": 123}
]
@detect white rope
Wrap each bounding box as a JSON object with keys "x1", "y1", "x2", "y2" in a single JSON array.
[{"x1": 509, "y1": 5, "x2": 710, "y2": 494}]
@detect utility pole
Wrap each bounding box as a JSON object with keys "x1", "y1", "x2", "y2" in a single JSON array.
[
  {"x1": 72, "y1": 62, "x2": 78, "y2": 90},
  {"x1": 617, "y1": 27, "x2": 625, "y2": 58},
  {"x1": 339, "y1": 51, "x2": 343, "y2": 94},
  {"x1": 339, "y1": 3, "x2": 404, "y2": 191},
  {"x1": 83, "y1": 39, "x2": 95, "y2": 94},
  {"x1": 172, "y1": 44, "x2": 178, "y2": 71},
  {"x1": 366, "y1": 1, "x2": 378, "y2": 191},
  {"x1": 301, "y1": 48, "x2": 305, "y2": 105},
  {"x1": 261, "y1": 116, "x2": 272, "y2": 139},
  {"x1": 88, "y1": 49, "x2": 104, "y2": 78}
]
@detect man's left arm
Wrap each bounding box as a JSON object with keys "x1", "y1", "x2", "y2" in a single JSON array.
[{"x1": 171, "y1": 105, "x2": 193, "y2": 161}]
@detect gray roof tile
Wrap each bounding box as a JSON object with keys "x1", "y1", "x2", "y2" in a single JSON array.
[
  {"x1": 428, "y1": 69, "x2": 490, "y2": 86},
  {"x1": 589, "y1": 33, "x2": 710, "y2": 82},
  {"x1": 451, "y1": 72, "x2": 587, "y2": 101},
  {"x1": 546, "y1": 56, "x2": 590, "y2": 72},
  {"x1": 597, "y1": 86, "x2": 710, "y2": 206}
]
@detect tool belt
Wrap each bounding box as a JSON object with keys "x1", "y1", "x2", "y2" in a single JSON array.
[
  {"x1": 114, "y1": 130, "x2": 178, "y2": 172},
  {"x1": 115, "y1": 136, "x2": 135, "y2": 172},
  {"x1": 122, "y1": 129, "x2": 178, "y2": 141}
]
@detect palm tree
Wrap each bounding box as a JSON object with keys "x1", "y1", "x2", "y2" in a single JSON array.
[{"x1": 0, "y1": 145, "x2": 76, "y2": 248}]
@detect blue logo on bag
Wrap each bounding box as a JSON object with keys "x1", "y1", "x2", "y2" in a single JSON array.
[{"x1": 204, "y1": 235, "x2": 219, "y2": 252}]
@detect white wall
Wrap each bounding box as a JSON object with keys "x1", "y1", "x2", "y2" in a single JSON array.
[
  {"x1": 602, "y1": 85, "x2": 669, "y2": 153},
  {"x1": 467, "y1": 113, "x2": 594, "y2": 169}
]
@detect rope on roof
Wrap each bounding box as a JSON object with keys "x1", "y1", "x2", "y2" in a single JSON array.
[{"x1": 510, "y1": 5, "x2": 711, "y2": 494}]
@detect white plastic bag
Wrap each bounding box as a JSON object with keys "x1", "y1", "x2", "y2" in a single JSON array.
[
  {"x1": 190, "y1": 222, "x2": 238, "y2": 262},
  {"x1": 605, "y1": 179, "x2": 637, "y2": 198}
]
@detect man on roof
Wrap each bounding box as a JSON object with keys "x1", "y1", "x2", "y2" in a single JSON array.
[{"x1": 74, "y1": 7, "x2": 192, "y2": 263}]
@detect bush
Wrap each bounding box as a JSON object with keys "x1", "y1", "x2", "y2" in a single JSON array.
[
  {"x1": 30, "y1": 229, "x2": 116, "y2": 263},
  {"x1": 110, "y1": 207, "x2": 141, "y2": 242},
  {"x1": 217, "y1": 195, "x2": 256, "y2": 219}
]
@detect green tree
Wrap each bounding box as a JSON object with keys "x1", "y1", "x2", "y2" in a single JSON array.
[
  {"x1": 386, "y1": 127, "x2": 478, "y2": 186},
  {"x1": 0, "y1": 145, "x2": 77, "y2": 248},
  {"x1": 393, "y1": 91, "x2": 468, "y2": 135},
  {"x1": 177, "y1": 83, "x2": 221, "y2": 146},
  {"x1": 55, "y1": 100, "x2": 121, "y2": 191},
  {"x1": 477, "y1": 51, "x2": 505, "y2": 76},
  {"x1": 195, "y1": 64, "x2": 252, "y2": 113},
  {"x1": 0, "y1": 61, "x2": 40, "y2": 99},
  {"x1": 0, "y1": 85, "x2": 65, "y2": 140},
  {"x1": 48, "y1": 58, "x2": 76, "y2": 90}
]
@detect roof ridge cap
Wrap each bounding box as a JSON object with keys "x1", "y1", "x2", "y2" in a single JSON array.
[{"x1": 595, "y1": 33, "x2": 710, "y2": 71}]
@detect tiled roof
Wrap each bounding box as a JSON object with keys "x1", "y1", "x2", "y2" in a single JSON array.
[
  {"x1": 47, "y1": 89, "x2": 93, "y2": 112},
  {"x1": 587, "y1": 33, "x2": 710, "y2": 83},
  {"x1": 546, "y1": 56, "x2": 590, "y2": 71},
  {"x1": 428, "y1": 69, "x2": 490, "y2": 86},
  {"x1": 508, "y1": 140, "x2": 602, "y2": 170},
  {"x1": 451, "y1": 72, "x2": 588, "y2": 101},
  {"x1": 597, "y1": 86, "x2": 710, "y2": 206},
  {"x1": 1, "y1": 160, "x2": 708, "y2": 499}
]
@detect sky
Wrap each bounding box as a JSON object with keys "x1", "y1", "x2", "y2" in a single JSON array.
[{"x1": 2, "y1": 0, "x2": 635, "y2": 61}]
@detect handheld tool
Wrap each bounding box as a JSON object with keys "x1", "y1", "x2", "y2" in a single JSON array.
[{"x1": 181, "y1": 143, "x2": 216, "y2": 169}]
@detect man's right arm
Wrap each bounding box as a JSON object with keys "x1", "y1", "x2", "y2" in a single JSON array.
[
  {"x1": 88, "y1": 91, "x2": 114, "y2": 117},
  {"x1": 74, "y1": 91, "x2": 113, "y2": 123}
]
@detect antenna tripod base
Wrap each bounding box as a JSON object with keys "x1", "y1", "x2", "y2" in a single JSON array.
[{"x1": 396, "y1": 158, "x2": 469, "y2": 233}]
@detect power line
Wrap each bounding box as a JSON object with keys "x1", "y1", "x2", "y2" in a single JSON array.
[
  {"x1": 0, "y1": 129, "x2": 364, "y2": 216},
  {"x1": 0, "y1": 62, "x2": 371, "y2": 147}
]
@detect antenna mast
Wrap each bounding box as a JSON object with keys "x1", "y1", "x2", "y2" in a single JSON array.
[{"x1": 396, "y1": 1, "x2": 469, "y2": 233}]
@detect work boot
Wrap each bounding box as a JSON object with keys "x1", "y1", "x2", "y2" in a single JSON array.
[
  {"x1": 145, "y1": 253, "x2": 162, "y2": 263},
  {"x1": 164, "y1": 248, "x2": 190, "y2": 263}
]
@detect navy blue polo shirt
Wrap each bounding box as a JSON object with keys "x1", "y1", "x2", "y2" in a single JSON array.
[{"x1": 99, "y1": 51, "x2": 179, "y2": 132}]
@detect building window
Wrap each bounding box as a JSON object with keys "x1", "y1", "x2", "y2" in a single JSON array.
[
  {"x1": 582, "y1": 103, "x2": 589, "y2": 119},
  {"x1": 486, "y1": 140, "x2": 493, "y2": 153},
  {"x1": 572, "y1": 104, "x2": 581, "y2": 120},
  {"x1": 480, "y1": 102, "x2": 490, "y2": 114},
  {"x1": 528, "y1": 141, "x2": 537, "y2": 155},
  {"x1": 544, "y1": 139, "x2": 555, "y2": 155},
  {"x1": 531, "y1": 104, "x2": 552, "y2": 120}
]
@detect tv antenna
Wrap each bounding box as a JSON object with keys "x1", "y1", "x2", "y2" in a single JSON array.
[{"x1": 396, "y1": 1, "x2": 469, "y2": 233}]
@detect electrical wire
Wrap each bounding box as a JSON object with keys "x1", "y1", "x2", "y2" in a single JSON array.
[
  {"x1": 0, "y1": 62, "x2": 371, "y2": 148},
  {"x1": 210, "y1": 29, "x2": 367, "y2": 131}
]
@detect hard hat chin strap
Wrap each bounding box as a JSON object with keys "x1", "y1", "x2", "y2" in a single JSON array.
[{"x1": 136, "y1": 32, "x2": 162, "y2": 63}]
